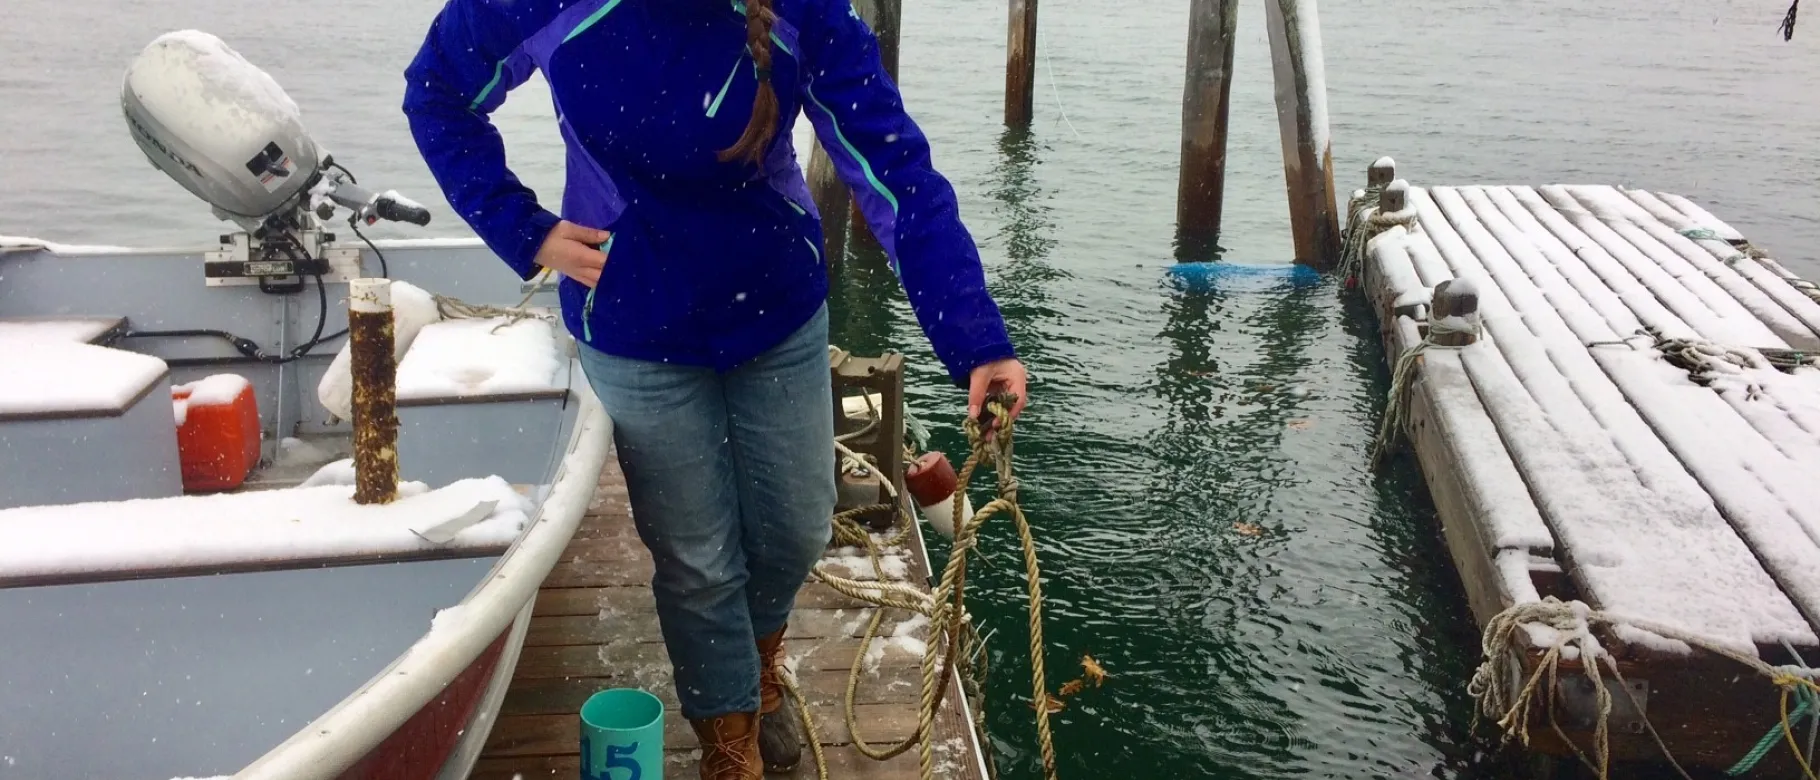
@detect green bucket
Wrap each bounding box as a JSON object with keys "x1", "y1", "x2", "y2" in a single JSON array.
[{"x1": 579, "y1": 688, "x2": 665, "y2": 780}]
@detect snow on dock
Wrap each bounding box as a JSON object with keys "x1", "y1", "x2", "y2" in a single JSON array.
[
  {"x1": 1352, "y1": 162, "x2": 1820, "y2": 770},
  {"x1": 473, "y1": 460, "x2": 989, "y2": 779}
]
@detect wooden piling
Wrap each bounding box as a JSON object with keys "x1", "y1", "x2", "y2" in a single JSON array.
[
  {"x1": 808, "y1": 140, "x2": 852, "y2": 275},
  {"x1": 348, "y1": 277, "x2": 398, "y2": 505},
  {"x1": 847, "y1": 0, "x2": 903, "y2": 249},
  {"x1": 1175, "y1": 0, "x2": 1242, "y2": 242},
  {"x1": 1264, "y1": 0, "x2": 1341, "y2": 269},
  {"x1": 809, "y1": 0, "x2": 902, "y2": 268},
  {"x1": 1005, "y1": 0, "x2": 1038, "y2": 126}
]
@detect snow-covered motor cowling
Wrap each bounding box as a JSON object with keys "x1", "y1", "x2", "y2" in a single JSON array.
[{"x1": 120, "y1": 30, "x2": 321, "y2": 229}]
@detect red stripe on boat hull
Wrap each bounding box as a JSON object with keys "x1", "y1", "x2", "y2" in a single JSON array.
[{"x1": 337, "y1": 628, "x2": 511, "y2": 780}]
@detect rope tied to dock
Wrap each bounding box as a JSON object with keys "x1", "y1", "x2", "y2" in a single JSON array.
[
  {"x1": 1369, "y1": 316, "x2": 1474, "y2": 471},
  {"x1": 1470, "y1": 596, "x2": 1820, "y2": 780},
  {"x1": 795, "y1": 392, "x2": 1060, "y2": 780},
  {"x1": 1590, "y1": 327, "x2": 1818, "y2": 398},
  {"x1": 1339, "y1": 185, "x2": 1416, "y2": 288},
  {"x1": 1678, "y1": 227, "x2": 1820, "y2": 306}
]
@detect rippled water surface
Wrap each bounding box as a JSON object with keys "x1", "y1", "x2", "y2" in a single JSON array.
[{"x1": 2, "y1": 0, "x2": 1816, "y2": 777}]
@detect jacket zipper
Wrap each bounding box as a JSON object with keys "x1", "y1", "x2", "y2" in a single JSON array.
[{"x1": 581, "y1": 233, "x2": 615, "y2": 342}]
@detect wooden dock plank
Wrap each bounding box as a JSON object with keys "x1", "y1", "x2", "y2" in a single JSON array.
[
  {"x1": 1361, "y1": 173, "x2": 1820, "y2": 771},
  {"x1": 1408, "y1": 185, "x2": 1813, "y2": 653},
  {"x1": 1558, "y1": 185, "x2": 1800, "y2": 348},
  {"x1": 480, "y1": 459, "x2": 988, "y2": 779},
  {"x1": 1364, "y1": 234, "x2": 1556, "y2": 559},
  {"x1": 1451, "y1": 186, "x2": 1820, "y2": 637},
  {"x1": 1605, "y1": 187, "x2": 1820, "y2": 349},
  {"x1": 472, "y1": 744, "x2": 938, "y2": 780}
]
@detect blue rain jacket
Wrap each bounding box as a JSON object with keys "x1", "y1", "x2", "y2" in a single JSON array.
[{"x1": 402, "y1": 0, "x2": 1015, "y2": 384}]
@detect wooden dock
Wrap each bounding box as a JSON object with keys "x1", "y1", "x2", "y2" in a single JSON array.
[
  {"x1": 1351, "y1": 162, "x2": 1820, "y2": 774},
  {"x1": 472, "y1": 459, "x2": 991, "y2": 779}
]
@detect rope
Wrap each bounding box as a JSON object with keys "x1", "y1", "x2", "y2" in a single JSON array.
[
  {"x1": 1592, "y1": 327, "x2": 1819, "y2": 401},
  {"x1": 1369, "y1": 317, "x2": 1475, "y2": 470},
  {"x1": 1730, "y1": 684, "x2": 1817, "y2": 775},
  {"x1": 792, "y1": 392, "x2": 1059, "y2": 780},
  {"x1": 431, "y1": 268, "x2": 557, "y2": 333},
  {"x1": 1339, "y1": 186, "x2": 1417, "y2": 288},
  {"x1": 1781, "y1": 0, "x2": 1799, "y2": 41},
  {"x1": 1670, "y1": 227, "x2": 1820, "y2": 308},
  {"x1": 1470, "y1": 597, "x2": 1820, "y2": 780}
]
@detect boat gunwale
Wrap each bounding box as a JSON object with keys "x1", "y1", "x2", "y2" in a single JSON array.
[{"x1": 233, "y1": 385, "x2": 612, "y2": 780}]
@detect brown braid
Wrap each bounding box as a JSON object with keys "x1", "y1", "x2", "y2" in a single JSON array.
[{"x1": 718, "y1": 0, "x2": 780, "y2": 165}]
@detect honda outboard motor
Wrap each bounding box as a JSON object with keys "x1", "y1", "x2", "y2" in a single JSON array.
[
  {"x1": 119, "y1": 30, "x2": 428, "y2": 287},
  {"x1": 121, "y1": 30, "x2": 322, "y2": 230}
]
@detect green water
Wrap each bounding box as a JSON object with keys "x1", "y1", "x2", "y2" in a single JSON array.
[
  {"x1": 827, "y1": 144, "x2": 1495, "y2": 779},
  {"x1": 5, "y1": 0, "x2": 1817, "y2": 776}
]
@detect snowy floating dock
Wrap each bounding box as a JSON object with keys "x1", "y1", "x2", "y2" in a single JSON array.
[
  {"x1": 1352, "y1": 160, "x2": 1820, "y2": 772},
  {"x1": 473, "y1": 459, "x2": 990, "y2": 779}
]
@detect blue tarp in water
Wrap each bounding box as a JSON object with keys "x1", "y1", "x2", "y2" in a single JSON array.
[{"x1": 1165, "y1": 262, "x2": 1325, "y2": 293}]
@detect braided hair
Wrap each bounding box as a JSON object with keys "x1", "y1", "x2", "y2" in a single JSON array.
[{"x1": 718, "y1": 0, "x2": 780, "y2": 165}]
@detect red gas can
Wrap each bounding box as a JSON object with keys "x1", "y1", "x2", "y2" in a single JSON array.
[{"x1": 171, "y1": 374, "x2": 261, "y2": 492}]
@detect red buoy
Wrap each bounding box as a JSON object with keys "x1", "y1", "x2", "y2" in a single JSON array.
[{"x1": 905, "y1": 451, "x2": 958, "y2": 507}]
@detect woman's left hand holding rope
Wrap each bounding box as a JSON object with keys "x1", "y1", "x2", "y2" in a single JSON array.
[{"x1": 968, "y1": 357, "x2": 1028, "y2": 432}]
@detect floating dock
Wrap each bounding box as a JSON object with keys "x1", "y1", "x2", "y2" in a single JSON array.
[
  {"x1": 1351, "y1": 161, "x2": 1820, "y2": 774},
  {"x1": 473, "y1": 461, "x2": 991, "y2": 779}
]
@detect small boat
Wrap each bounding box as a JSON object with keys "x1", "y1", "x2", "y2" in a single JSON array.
[{"x1": 0, "y1": 30, "x2": 612, "y2": 779}]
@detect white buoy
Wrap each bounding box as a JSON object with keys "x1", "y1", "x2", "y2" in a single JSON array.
[{"x1": 905, "y1": 451, "x2": 969, "y2": 539}]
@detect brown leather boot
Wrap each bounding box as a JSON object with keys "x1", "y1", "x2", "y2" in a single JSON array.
[
  {"x1": 755, "y1": 626, "x2": 803, "y2": 773},
  {"x1": 690, "y1": 711, "x2": 761, "y2": 780}
]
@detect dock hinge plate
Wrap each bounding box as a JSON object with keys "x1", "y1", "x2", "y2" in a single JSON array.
[{"x1": 1556, "y1": 675, "x2": 1649, "y2": 734}]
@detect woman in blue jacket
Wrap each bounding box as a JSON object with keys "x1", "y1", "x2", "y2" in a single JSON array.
[{"x1": 404, "y1": 0, "x2": 1026, "y2": 776}]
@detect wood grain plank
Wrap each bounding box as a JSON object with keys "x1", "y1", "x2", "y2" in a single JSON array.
[
  {"x1": 534, "y1": 583, "x2": 869, "y2": 617},
  {"x1": 484, "y1": 702, "x2": 921, "y2": 757},
  {"x1": 513, "y1": 638, "x2": 925, "y2": 680},
  {"x1": 471, "y1": 742, "x2": 928, "y2": 780},
  {"x1": 502, "y1": 665, "x2": 925, "y2": 716},
  {"x1": 526, "y1": 607, "x2": 911, "y2": 648}
]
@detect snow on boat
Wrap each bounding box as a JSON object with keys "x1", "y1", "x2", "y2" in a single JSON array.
[{"x1": 0, "y1": 30, "x2": 610, "y2": 779}]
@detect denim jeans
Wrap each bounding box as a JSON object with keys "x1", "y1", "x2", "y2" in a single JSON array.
[{"x1": 576, "y1": 303, "x2": 836, "y2": 720}]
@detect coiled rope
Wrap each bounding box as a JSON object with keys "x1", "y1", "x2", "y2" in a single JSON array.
[
  {"x1": 431, "y1": 268, "x2": 558, "y2": 331},
  {"x1": 786, "y1": 392, "x2": 1058, "y2": 780},
  {"x1": 1471, "y1": 597, "x2": 1820, "y2": 780},
  {"x1": 1588, "y1": 327, "x2": 1818, "y2": 400}
]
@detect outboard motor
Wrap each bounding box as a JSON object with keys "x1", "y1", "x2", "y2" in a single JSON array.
[
  {"x1": 120, "y1": 30, "x2": 429, "y2": 286},
  {"x1": 121, "y1": 30, "x2": 324, "y2": 229}
]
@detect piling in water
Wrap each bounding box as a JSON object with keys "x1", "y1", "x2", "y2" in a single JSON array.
[
  {"x1": 349, "y1": 277, "x2": 399, "y2": 505},
  {"x1": 1264, "y1": 0, "x2": 1341, "y2": 269},
  {"x1": 1176, "y1": 0, "x2": 1242, "y2": 243},
  {"x1": 847, "y1": 0, "x2": 903, "y2": 250},
  {"x1": 808, "y1": 141, "x2": 852, "y2": 275},
  {"x1": 1005, "y1": 0, "x2": 1038, "y2": 126}
]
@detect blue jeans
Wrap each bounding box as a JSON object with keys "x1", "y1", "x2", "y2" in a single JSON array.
[{"x1": 576, "y1": 304, "x2": 836, "y2": 720}]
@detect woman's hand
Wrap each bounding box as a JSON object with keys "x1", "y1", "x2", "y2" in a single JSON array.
[
  {"x1": 967, "y1": 358, "x2": 1028, "y2": 431},
  {"x1": 535, "y1": 220, "x2": 612, "y2": 287}
]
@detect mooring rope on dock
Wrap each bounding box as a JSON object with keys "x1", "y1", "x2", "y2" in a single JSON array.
[
  {"x1": 1587, "y1": 327, "x2": 1818, "y2": 400},
  {"x1": 1339, "y1": 184, "x2": 1416, "y2": 288},
  {"x1": 1470, "y1": 596, "x2": 1820, "y2": 780},
  {"x1": 1678, "y1": 226, "x2": 1820, "y2": 306},
  {"x1": 1369, "y1": 317, "x2": 1474, "y2": 470},
  {"x1": 788, "y1": 392, "x2": 1060, "y2": 780}
]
